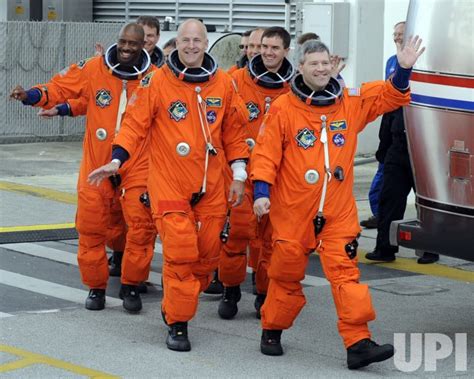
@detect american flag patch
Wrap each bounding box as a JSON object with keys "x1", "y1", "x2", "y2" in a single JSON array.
[{"x1": 348, "y1": 88, "x2": 360, "y2": 97}]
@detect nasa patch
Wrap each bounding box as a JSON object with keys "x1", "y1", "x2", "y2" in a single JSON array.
[
  {"x1": 168, "y1": 101, "x2": 188, "y2": 122},
  {"x1": 295, "y1": 128, "x2": 317, "y2": 149},
  {"x1": 207, "y1": 110, "x2": 217, "y2": 124},
  {"x1": 95, "y1": 89, "x2": 112, "y2": 108},
  {"x1": 332, "y1": 133, "x2": 345, "y2": 147},
  {"x1": 246, "y1": 101, "x2": 260, "y2": 121}
]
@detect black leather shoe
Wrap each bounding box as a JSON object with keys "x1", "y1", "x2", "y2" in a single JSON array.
[
  {"x1": 260, "y1": 329, "x2": 283, "y2": 356},
  {"x1": 85, "y1": 289, "x2": 105, "y2": 310},
  {"x1": 218, "y1": 285, "x2": 241, "y2": 319},
  {"x1": 417, "y1": 252, "x2": 439, "y2": 264},
  {"x1": 347, "y1": 338, "x2": 394, "y2": 369},
  {"x1": 119, "y1": 284, "x2": 142, "y2": 313},
  {"x1": 166, "y1": 322, "x2": 191, "y2": 352},
  {"x1": 360, "y1": 215, "x2": 378, "y2": 229},
  {"x1": 365, "y1": 251, "x2": 396, "y2": 262},
  {"x1": 254, "y1": 293, "x2": 266, "y2": 319},
  {"x1": 203, "y1": 270, "x2": 223, "y2": 294},
  {"x1": 109, "y1": 251, "x2": 123, "y2": 277}
]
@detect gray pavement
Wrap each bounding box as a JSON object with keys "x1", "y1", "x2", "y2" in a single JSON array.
[{"x1": 0, "y1": 142, "x2": 473, "y2": 378}]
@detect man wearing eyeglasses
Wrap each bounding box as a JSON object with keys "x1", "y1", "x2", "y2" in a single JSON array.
[{"x1": 227, "y1": 29, "x2": 252, "y2": 74}]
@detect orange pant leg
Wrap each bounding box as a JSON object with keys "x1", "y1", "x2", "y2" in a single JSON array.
[
  {"x1": 248, "y1": 239, "x2": 260, "y2": 271},
  {"x1": 255, "y1": 214, "x2": 273, "y2": 294},
  {"x1": 317, "y1": 238, "x2": 375, "y2": 348},
  {"x1": 194, "y1": 213, "x2": 226, "y2": 290},
  {"x1": 106, "y1": 192, "x2": 127, "y2": 252},
  {"x1": 156, "y1": 212, "x2": 201, "y2": 325},
  {"x1": 218, "y1": 192, "x2": 257, "y2": 287},
  {"x1": 76, "y1": 187, "x2": 112, "y2": 289},
  {"x1": 120, "y1": 186, "x2": 157, "y2": 285},
  {"x1": 261, "y1": 239, "x2": 309, "y2": 329}
]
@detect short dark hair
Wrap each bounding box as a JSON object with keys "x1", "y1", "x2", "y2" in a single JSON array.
[
  {"x1": 163, "y1": 37, "x2": 176, "y2": 50},
  {"x1": 242, "y1": 29, "x2": 253, "y2": 38},
  {"x1": 136, "y1": 16, "x2": 160, "y2": 34},
  {"x1": 298, "y1": 40, "x2": 330, "y2": 64},
  {"x1": 297, "y1": 32, "x2": 320, "y2": 46},
  {"x1": 261, "y1": 26, "x2": 291, "y2": 49}
]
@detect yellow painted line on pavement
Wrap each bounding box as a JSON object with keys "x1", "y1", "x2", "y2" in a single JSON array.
[
  {"x1": 0, "y1": 223, "x2": 75, "y2": 233},
  {"x1": 0, "y1": 344, "x2": 118, "y2": 378},
  {"x1": 358, "y1": 249, "x2": 474, "y2": 283},
  {"x1": 0, "y1": 181, "x2": 77, "y2": 204}
]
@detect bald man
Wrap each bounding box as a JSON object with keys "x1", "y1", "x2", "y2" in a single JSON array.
[
  {"x1": 89, "y1": 19, "x2": 249, "y2": 352},
  {"x1": 11, "y1": 23, "x2": 157, "y2": 313}
]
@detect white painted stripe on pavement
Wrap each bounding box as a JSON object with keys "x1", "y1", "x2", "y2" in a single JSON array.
[
  {"x1": 2, "y1": 242, "x2": 163, "y2": 285},
  {"x1": 3, "y1": 242, "x2": 327, "y2": 288},
  {"x1": 0, "y1": 311, "x2": 14, "y2": 318},
  {"x1": 0, "y1": 270, "x2": 122, "y2": 307},
  {"x1": 2, "y1": 243, "x2": 77, "y2": 265}
]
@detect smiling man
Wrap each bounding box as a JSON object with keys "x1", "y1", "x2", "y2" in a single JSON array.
[
  {"x1": 88, "y1": 19, "x2": 249, "y2": 352},
  {"x1": 250, "y1": 38, "x2": 425, "y2": 369},
  {"x1": 10, "y1": 23, "x2": 157, "y2": 314},
  {"x1": 217, "y1": 26, "x2": 295, "y2": 321},
  {"x1": 136, "y1": 16, "x2": 165, "y2": 67}
]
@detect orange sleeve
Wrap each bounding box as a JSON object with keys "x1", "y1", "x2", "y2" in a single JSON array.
[
  {"x1": 113, "y1": 70, "x2": 158, "y2": 157},
  {"x1": 221, "y1": 78, "x2": 250, "y2": 162},
  {"x1": 250, "y1": 104, "x2": 286, "y2": 185},
  {"x1": 67, "y1": 96, "x2": 89, "y2": 116},
  {"x1": 31, "y1": 58, "x2": 92, "y2": 108},
  {"x1": 356, "y1": 80, "x2": 411, "y2": 132}
]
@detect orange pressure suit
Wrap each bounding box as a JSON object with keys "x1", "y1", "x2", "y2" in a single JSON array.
[
  {"x1": 219, "y1": 56, "x2": 293, "y2": 294},
  {"x1": 29, "y1": 55, "x2": 157, "y2": 289},
  {"x1": 114, "y1": 52, "x2": 249, "y2": 324},
  {"x1": 250, "y1": 76, "x2": 410, "y2": 348},
  {"x1": 57, "y1": 96, "x2": 128, "y2": 256}
]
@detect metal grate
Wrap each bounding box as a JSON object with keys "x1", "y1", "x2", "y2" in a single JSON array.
[{"x1": 92, "y1": 0, "x2": 296, "y2": 34}]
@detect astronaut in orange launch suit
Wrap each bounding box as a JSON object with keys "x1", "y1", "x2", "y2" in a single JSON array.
[
  {"x1": 88, "y1": 19, "x2": 250, "y2": 352},
  {"x1": 251, "y1": 38, "x2": 424, "y2": 369},
  {"x1": 11, "y1": 24, "x2": 157, "y2": 313},
  {"x1": 218, "y1": 27, "x2": 295, "y2": 320}
]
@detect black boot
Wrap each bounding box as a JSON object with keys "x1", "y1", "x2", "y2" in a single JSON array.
[
  {"x1": 251, "y1": 271, "x2": 257, "y2": 295},
  {"x1": 85, "y1": 289, "x2": 106, "y2": 310},
  {"x1": 109, "y1": 251, "x2": 123, "y2": 277},
  {"x1": 417, "y1": 252, "x2": 439, "y2": 264},
  {"x1": 119, "y1": 284, "x2": 142, "y2": 313},
  {"x1": 360, "y1": 215, "x2": 378, "y2": 229},
  {"x1": 365, "y1": 250, "x2": 395, "y2": 262},
  {"x1": 347, "y1": 338, "x2": 394, "y2": 370},
  {"x1": 203, "y1": 270, "x2": 223, "y2": 294},
  {"x1": 218, "y1": 285, "x2": 241, "y2": 319},
  {"x1": 137, "y1": 282, "x2": 148, "y2": 293},
  {"x1": 166, "y1": 322, "x2": 191, "y2": 352},
  {"x1": 254, "y1": 293, "x2": 266, "y2": 319},
  {"x1": 260, "y1": 329, "x2": 283, "y2": 356}
]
